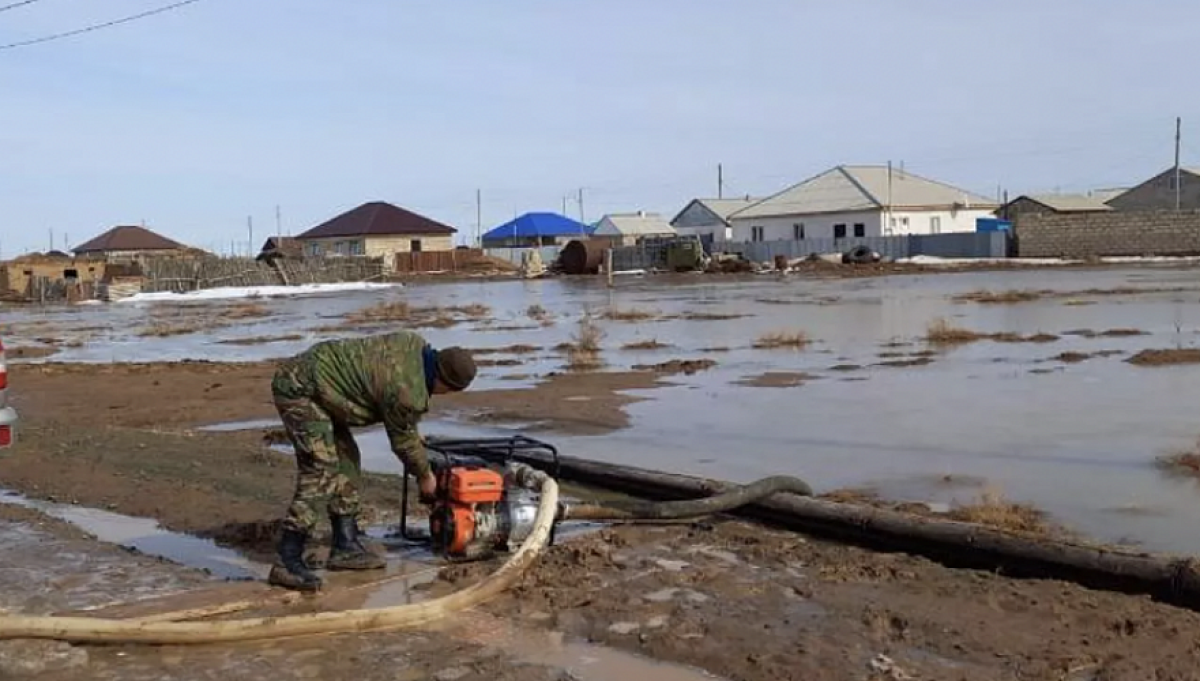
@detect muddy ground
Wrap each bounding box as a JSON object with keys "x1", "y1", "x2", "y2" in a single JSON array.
[{"x1": 5, "y1": 360, "x2": 1200, "y2": 679}]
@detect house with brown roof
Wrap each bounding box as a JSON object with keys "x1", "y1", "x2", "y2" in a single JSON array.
[
  {"x1": 72, "y1": 225, "x2": 193, "y2": 262},
  {"x1": 295, "y1": 201, "x2": 457, "y2": 269}
]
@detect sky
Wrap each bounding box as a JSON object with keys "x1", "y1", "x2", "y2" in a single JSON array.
[{"x1": 1, "y1": 0, "x2": 1197, "y2": 256}]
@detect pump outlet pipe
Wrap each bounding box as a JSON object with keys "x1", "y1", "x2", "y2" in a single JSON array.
[{"x1": 560, "y1": 475, "x2": 814, "y2": 521}]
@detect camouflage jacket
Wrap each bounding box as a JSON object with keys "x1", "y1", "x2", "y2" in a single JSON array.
[{"x1": 276, "y1": 330, "x2": 433, "y2": 479}]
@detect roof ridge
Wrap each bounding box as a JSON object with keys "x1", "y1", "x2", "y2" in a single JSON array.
[
  {"x1": 838, "y1": 165, "x2": 883, "y2": 208},
  {"x1": 725, "y1": 166, "x2": 837, "y2": 219}
]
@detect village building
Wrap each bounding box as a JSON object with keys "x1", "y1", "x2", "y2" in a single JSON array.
[
  {"x1": 727, "y1": 165, "x2": 999, "y2": 242},
  {"x1": 295, "y1": 201, "x2": 457, "y2": 270},
  {"x1": 71, "y1": 225, "x2": 194, "y2": 263},
  {"x1": 592, "y1": 211, "x2": 676, "y2": 246},
  {"x1": 1103, "y1": 167, "x2": 1200, "y2": 211},
  {"x1": 481, "y1": 212, "x2": 593, "y2": 248},
  {"x1": 997, "y1": 193, "x2": 1113, "y2": 223},
  {"x1": 670, "y1": 197, "x2": 761, "y2": 243}
]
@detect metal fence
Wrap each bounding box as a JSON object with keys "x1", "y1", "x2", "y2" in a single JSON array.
[{"x1": 721, "y1": 231, "x2": 1010, "y2": 263}]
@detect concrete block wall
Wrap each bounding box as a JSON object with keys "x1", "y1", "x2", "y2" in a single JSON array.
[{"x1": 1017, "y1": 210, "x2": 1200, "y2": 258}]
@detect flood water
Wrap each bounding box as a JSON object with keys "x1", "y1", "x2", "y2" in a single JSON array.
[{"x1": 9, "y1": 265, "x2": 1200, "y2": 554}]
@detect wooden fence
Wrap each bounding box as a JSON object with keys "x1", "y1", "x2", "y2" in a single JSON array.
[
  {"x1": 394, "y1": 249, "x2": 483, "y2": 274},
  {"x1": 139, "y1": 255, "x2": 387, "y2": 293}
]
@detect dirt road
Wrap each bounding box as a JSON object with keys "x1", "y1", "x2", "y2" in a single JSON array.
[{"x1": 3, "y1": 360, "x2": 1200, "y2": 679}]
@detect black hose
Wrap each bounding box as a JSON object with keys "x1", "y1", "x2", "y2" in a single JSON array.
[{"x1": 562, "y1": 475, "x2": 813, "y2": 521}]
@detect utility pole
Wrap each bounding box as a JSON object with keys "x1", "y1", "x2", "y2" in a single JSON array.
[
  {"x1": 247, "y1": 216, "x2": 254, "y2": 258},
  {"x1": 475, "y1": 189, "x2": 482, "y2": 248},
  {"x1": 275, "y1": 205, "x2": 282, "y2": 237},
  {"x1": 48, "y1": 228, "x2": 53, "y2": 252},
  {"x1": 578, "y1": 187, "x2": 585, "y2": 224},
  {"x1": 717, "y1": 163, "x2": 724, "y2": 199},
  {"x1": 561, "y1": 194, "x2": 568, "y2": 215},
  {"x1": 1175, "y1": 116, "x2": 1182, "y2": 212},
  {"x1": 886, "y1": 160, "x2": 894, "y2": 234}
]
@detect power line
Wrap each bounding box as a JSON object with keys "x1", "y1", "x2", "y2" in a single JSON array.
[
  {"x1": 0, "y1": 0, "x2": 207, "y2": 51},
  {"x1": 0, "y1": 0, "x2": 47, "y2": 13}
]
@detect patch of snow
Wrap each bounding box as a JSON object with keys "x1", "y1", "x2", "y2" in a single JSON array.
[
  {"x1": 117, "y1": 282, "x2": 401, "y2": 304},
  {"x1": 897, "y1": 255, "x2": 1074, "y2": 266}
]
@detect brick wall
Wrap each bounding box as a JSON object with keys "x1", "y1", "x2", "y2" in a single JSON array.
[{"x1": 1016, "y1": 210, "x2": 1200, "y2": 258}]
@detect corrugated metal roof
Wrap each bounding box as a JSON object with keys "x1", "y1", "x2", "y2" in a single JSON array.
[
  {"x1": 297, "y1": 201, "x2": 456, "y2": 240},
  {"x1": 595, "y1": 212, "x2": 677, "y2": 236},
  {"x1": 1023, "y1": 194, "x2": 1113, "y2": 212},
  {"x1": 482, "y1": 212, "x2": 593, "y2": 240},
  {"x1": 730, "y1": 165, "x2": 998, "y2": 220},
  {"x1": 73, "y1": 225, "x2": 186, "y2": 253}
]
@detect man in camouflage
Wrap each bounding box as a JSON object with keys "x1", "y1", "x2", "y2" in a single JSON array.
[{"x1": 268, "y1": 329, "x2": 477, "y2": 591}]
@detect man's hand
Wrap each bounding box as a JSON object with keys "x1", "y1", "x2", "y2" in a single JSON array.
[{"x1": 418, "y1": 471, "x2": 438, "y2": 504}]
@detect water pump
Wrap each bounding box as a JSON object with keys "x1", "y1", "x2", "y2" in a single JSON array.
[{"x1": 397, "y1": 436, "x2": 561, "y2": 561}]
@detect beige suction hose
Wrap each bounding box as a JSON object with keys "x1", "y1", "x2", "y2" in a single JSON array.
[{"x1": 0, "y1": 465, "x2": 559, "y2": 645}]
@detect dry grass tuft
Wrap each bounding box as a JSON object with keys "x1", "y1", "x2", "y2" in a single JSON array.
[
  {"x1": 342, "y1": 300, "x2": 489, "y2": 328},
  {"x1": 622, "y1": 339, "x2": 671, "y2": 350},
  {"x1": 346, "y1": 301, "x2": 412, "y2": 323},
  {"x1": 137, "y1": 321, "x2": 206, "y2": 338},
  {"x1": 923, "y1": 318, "x2": 985, "y2": 345},
  {"x1": 947, "y1": 486, "x2": 1051, "y2": 535},
  {"x1": 472, "y1": 344, "x2": 542, "y2": 355},
  {"x1": 1127, "y1": 348, "x2": 1200, "y2": 367},
  {"x1": 953, "y1": 289, "x2": 1043, "y2": 304},
  {"x1": 752, "y1": 330, "x2": 810, "y2": 350},
  {"x1": 217, "y1": 334, "x2": 304, "y2": 346},
  {"x1": 602, "y1": 306, "x2": 657, "y2": 322},
  {"x1": 445, "y1": 303, "x2": 491, "y2": 319},
  {"x1": 223, "y1": 302, "x2": 272, "y2": 319},
  {"x1": 526, "y1": 304, "x2": 551, "y2": 323},
  {"x1": 632, "y1": 358, "x2": 717, "y2": 375},
  {"x1": 677, "y1": 311, "x2": 747, "y2": 321},
  {"x1": 415, "y1": 313, "x2": 460, "y2": 329},
  {"x1": 565, "y1": 315, "x2": 605, "y2": 370}
]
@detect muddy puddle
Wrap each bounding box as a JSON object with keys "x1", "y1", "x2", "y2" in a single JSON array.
[
  {"x1": 438, "y1": 610, "x2": 725, "y2": 681},
  {"x1": 0, "y1": 489, "x2": 264, "y2": 580}
]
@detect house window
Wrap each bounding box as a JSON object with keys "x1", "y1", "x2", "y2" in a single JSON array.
[
  {"x1": 833, "y1": 224, "x2": 847, "y2": 239},
  {"x1": 901, "y1": 217, "x2": 909, "y2": 228},
  {"x1": 793, "y1": 223, "x2": 805, "y2": 240},
  {"x1": 410, "y1": 239, "x2": 423, "y2": 252},
  {"x1": 306, "y1": 242, "x2": 321, "y2": 257},
  {"x1": 751, "y1": 226, "x2": 765, "y2": 242},
  {"x1": 930, "y1": 216, "x2": 942, "y2": 234},
  {"x1": 853, "y1": 223, "x2": 865, "y2": 237}
]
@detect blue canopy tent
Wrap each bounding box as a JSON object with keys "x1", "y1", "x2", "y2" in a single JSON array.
[{"x1": 481, "y1": 212, "x2": 594, "y2": 248}]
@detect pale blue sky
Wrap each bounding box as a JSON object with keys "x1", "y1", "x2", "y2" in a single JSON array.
[{"x1": 0, "y1": 0, "x2": 1195, "y2": 255}]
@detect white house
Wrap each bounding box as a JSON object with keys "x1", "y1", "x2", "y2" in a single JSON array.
[
  {"x1": 669, "y1": 197, "x2": 762, "y2": 243},
  {"x1": 727, "y1": 165, "x2": 999, "y2": 242},
  {"x1": 593, "y1": 211, "x2": 676, "y2": 246}
]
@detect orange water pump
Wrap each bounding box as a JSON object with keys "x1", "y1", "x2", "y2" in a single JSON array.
[{"x1": 401, "y1": 436, "x2": 560, "y2": 561}]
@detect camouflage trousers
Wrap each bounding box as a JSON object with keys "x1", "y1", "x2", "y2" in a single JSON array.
[{"x1": 273, "y1": 362, "x2": 363, "y2": 535}]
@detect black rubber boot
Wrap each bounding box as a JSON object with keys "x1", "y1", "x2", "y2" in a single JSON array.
[
  {"x1": 327, "y1": 513, "x2": 386, "y2": 571},
  {"x1": 268, "y1": 528, "x2": 323, "y2": 592}
]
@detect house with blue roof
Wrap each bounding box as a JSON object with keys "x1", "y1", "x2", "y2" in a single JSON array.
[{"x1": 481, "y1": 212, "x2": 594, "y2": 248}]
